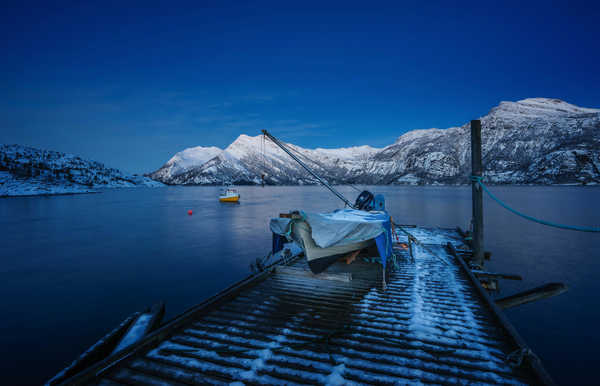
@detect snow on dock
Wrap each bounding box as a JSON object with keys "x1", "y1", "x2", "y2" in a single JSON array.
[{"x1": 61, "y1": 227, "x2": 552, "y2": 385}]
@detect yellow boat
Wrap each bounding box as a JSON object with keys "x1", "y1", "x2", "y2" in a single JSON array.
[{"x1": 219, "y1": 187, "x2": 240, "y2": 202}]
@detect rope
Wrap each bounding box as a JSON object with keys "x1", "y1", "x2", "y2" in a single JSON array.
[
  {"x1": 470, "y1": 176, "x2": 600, "y2": 233},
  {"x1": 263, "y1": 132, "x2": 362, "y2": 191},
  {"x1": 284, "y1": 143, "x2": 331, "y2": 185},
  {"x1": 283, "y1": 211, "x2": 307, "y2": 238},
  {"x1": 287, "y1": 143, "x2": 362, "y2": 192}
]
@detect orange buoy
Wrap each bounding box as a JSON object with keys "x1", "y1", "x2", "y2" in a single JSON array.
[{"x1": 187, "y1": 210, "x2": 193, "y2": 216}]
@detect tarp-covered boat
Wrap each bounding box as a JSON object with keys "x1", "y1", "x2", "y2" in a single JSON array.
[
  {"x1": 270, "y1": 209, "x2": 393, "y2": 274},
  {"x1": 260, "y1": 130, "x2": 393, "y2": 277}
]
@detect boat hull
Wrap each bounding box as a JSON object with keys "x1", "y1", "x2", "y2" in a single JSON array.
[
  {"x1": 291, "y1": 221, "x2": 373, "y2": 273},
  {"x1": 219, "y1": 195, "x2": 240, "y2": 202}
]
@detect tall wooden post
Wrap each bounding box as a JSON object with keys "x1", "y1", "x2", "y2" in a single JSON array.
[{"x1": 471, "y1": 120, "x2": 484, "y2": 266}]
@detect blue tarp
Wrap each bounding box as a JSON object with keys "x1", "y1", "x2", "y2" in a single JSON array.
[{"x1": 270, "y1": 209, "x2": 393, "y2": 271}]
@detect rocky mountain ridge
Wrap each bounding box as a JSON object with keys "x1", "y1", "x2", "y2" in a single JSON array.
[
  {"x1": 149, "y1": 98, "x2": 600, "y2": 186},
  {"x1": 0, "y1": 145, "x2": 162, "y2": 196}
]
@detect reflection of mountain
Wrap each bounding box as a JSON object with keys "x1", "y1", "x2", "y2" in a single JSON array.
[
  {"x1": 0, "y1": 144, "x2": 162, "y2": 196},
  {"x1": 150, "y1": 98, "x2": 600, "y2": 186}
]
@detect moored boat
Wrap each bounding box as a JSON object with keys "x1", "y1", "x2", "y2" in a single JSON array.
[
  {"x1": 219, "y1": 187, "x2": 240, "y2": 202},
  {"x1": 261, "y1": 130, "x2": 392, "y2": 276},
  {"x1": 270, "y1": 206, "x2": 392, "y2": 274}
]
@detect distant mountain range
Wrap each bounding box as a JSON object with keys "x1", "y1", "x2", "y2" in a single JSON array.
[
  {"x1": 149, "y1": 98, "x2": 600, "y2": 186},
  {"x1": 0, "y1": 145, "x2": 162, "y2": 196},
  {"x1": 2, "y1": 98, "x2": 598, "y2": 197}
]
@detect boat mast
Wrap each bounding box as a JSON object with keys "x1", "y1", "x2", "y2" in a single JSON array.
[{"x1": 261, "y1": 129, "x2": 356, "y2": 209}]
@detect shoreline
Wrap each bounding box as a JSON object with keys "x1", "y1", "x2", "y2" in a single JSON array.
[
  {"x1": 0, "y1": 190, "x2": 100, "y2": 198},
  {"x1": 2, "y1": 182, "x2": 599, "y2": 198}
]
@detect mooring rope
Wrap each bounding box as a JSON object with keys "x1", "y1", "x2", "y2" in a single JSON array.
[{"x1": 470, "y1": 175, "x2": 600, "y2": 233}]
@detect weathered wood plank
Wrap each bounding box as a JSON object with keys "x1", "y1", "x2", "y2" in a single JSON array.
[
  {"x1": 107, "y1": 367, "x2": 188, "y2": 386},
  {"x1": 275, "y1": 265, "x2": 352, "y2": 282},
  {"x1": 472, "y1": 270, "x2": 523, "y2": 281},
  {"x1": 128, "y1": 357, "x2": 230, "y2": 385},
  {"x1": 496, "y1": 283, "x2": 568, "y2": 310},
  {"x1": 47, "y1": 312, "x2": 140, "y2": 385},
  {"x1": 111, "y1": 302, "x2": 165, "y2": 355},
  {"x1": 96, "y1": 379, "x2": 126, "y2": 386}
]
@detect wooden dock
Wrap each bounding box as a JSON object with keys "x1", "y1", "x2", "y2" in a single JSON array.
[{"x1": 57, "y1": 227, "x2": 553, "y2": 385}]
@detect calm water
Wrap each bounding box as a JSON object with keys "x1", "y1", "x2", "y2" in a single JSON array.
[{"x1": 1, "y1": 186, "x2": 599, "y2": 385}]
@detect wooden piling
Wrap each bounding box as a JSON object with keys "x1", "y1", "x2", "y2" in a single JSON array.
[{"x1": 471, "y1": 119, "x2": 484, "y2": 266}]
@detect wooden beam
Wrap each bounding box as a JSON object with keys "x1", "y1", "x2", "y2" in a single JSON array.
[
  {"x1": 495, "y1": 283, "x2": 568, "y2": 310},
  {"x1": 47, "y1": 312, "x2": 140, "y2": 385},
  {"x1": 471, "y1": 119, "x2": 484, "y2": 266},
  {"x1": 275, "y1": 266, "x2": 352, "y2": 282},
  {"x1": 472, "y1": 270, "x2": 522, "y2": 281},
  {"x1": 147, "y1": 302, "x2": 165, "y2": 333}
]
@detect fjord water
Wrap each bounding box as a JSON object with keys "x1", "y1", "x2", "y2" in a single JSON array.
[{"x1": 0, "y1": 186, "x2": 598, "y2": 385}]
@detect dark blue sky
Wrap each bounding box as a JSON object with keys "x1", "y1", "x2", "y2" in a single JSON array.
[{"x1": 2, "y1": 1, "x2": 599, "y2": 173}]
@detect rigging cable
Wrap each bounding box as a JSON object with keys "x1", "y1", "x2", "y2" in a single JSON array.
[
  {"x1": 471, "y1": 175, "x2": 600, "y2": 233},
  {"x1": 274, "y1": 137, "x2": 364, "y2": 193},
  {"x1": 275, "y1": 136, "x2": 332, "y2": 185}
]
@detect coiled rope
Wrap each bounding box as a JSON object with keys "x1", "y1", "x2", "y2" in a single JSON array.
[{"x1": 470, "y1": 175, "x2": 600, "y2": 233}]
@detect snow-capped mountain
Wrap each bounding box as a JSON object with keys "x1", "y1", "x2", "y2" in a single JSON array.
[
  {"x1": 149, "y1": 98, "x2": 600, "y2": 186},
  {"x1": 0, "y1": 145, "x2": 163, "y2": 196},
  {"x1": 150, "y1": 145, "x2": 222, "y2": 182},
  {"x1": 150, "y1": 134, "x2": 380, "y2": 185},
  {"x1": 369, "y1": 97, "x2": 600, "y2": 185}
]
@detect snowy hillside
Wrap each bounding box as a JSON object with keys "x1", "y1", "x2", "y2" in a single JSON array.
[
  {"x1": 150, "y1": 98, "x2": 600, "y2": 186},
  {"x1": 0, "y1": 145, "x2": 163, "y2": 197},
  {"x1": 151, "y1": 134, "x2": 380, "y2": 185},
  {"x1": 150, "y1": 145, "x2": 222, "y2": 182}
]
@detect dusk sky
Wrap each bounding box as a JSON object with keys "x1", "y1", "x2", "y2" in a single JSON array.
[{"x1": 2, "y1": 1, "x2": 599, "y2": 173}]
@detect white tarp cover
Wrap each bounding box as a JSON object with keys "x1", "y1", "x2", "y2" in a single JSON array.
[{"x1": 270, "y1": 209, "x2": 390, "y2": 248}]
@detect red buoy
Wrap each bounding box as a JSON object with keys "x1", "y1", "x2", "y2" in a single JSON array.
[{"x1": 187, "y1": 210, "x2": 193, "y2": 216}]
